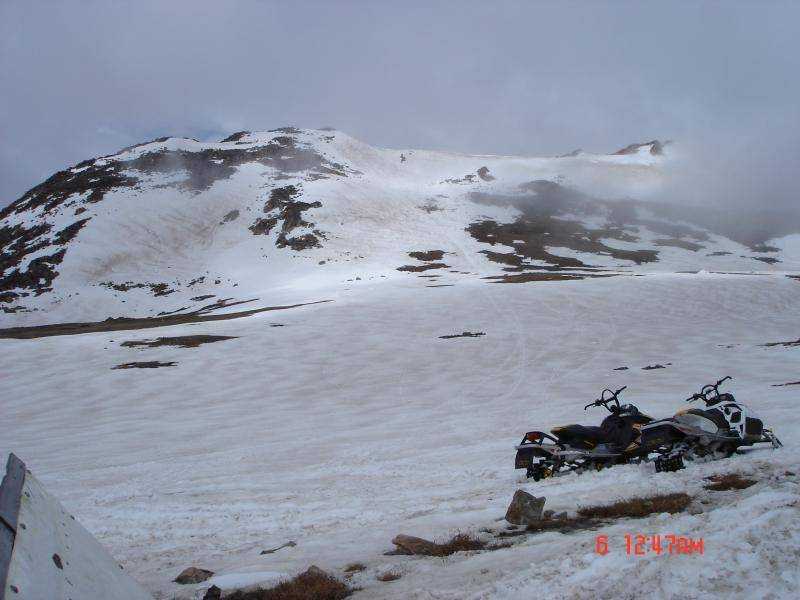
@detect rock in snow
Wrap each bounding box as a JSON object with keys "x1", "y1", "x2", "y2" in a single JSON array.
[
  {"x1": 174, "y1": 567, "x2": 214, "y2": 584},
  {"x1": 505, "y1": 490, "x2": 546, "y2": 525},
  {"x1": 391, "y1": 534, "x2": 440, "y2": 556}
]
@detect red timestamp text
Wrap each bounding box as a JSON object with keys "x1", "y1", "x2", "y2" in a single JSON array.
[{"x1": 595, "y1": 534, "x2": 704, "y2": 556}]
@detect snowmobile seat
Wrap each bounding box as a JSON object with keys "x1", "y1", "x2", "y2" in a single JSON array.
[{"x1": 551, "y1": 424, "x2": 606, "y2": 448}]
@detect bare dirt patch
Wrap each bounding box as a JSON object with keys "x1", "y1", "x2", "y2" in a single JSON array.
[
  {"x1": 376, "y1": 572, "x2": 401, "y2": 582},
  {"x1": 0, "y1": 300, "x2": 330, "y2": 339},
  {"x1": 222, "y1": 569, "x2": 352, "y2": 600},
  {"x1": 397, "y1": 263, "x2": 447, "y2": 272},
  {"x1": 439, "y1": 331, "x2": 485, "y2": 339},
  {"x1": 121, "y1": 335, "x2": 236, "y2": 349},
  {"x1": 704, "y1": 473, "x2": 757, "y2": 491},
  {"x1": 762, "y1": 337, "x2": 800, "y2": 348},
  {"x1": 112, "y1": 361, "x2": 177, "y2": 370},
  {"x1": 408, "y1": 250, "x2": 445, "y2": 261},
  {"x1": 484, "y1": 273, "x2": 616, "y2": 283}
]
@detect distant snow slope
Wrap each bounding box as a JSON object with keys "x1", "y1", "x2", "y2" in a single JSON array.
[{"x1": 3, "y1": 128, "x2": 797, "y2": 326}]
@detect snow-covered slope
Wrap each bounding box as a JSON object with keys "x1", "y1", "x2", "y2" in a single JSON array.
[
  {"x1": 2, "y1": 130, "x2": 799, "y2": 598},
  {"x1": 2, "y1": 128, "x2": 797, "y2": 326},
  {"x1": 1, "y1": 274, "x2": 798, "y2": 599}
]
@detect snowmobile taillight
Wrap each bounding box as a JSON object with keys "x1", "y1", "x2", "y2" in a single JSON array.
[{"x1": 525, "y1": 432, "x2": 541, "y2": 442}]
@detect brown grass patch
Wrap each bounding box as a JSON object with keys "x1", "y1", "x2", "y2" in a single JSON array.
[
  {"x1": 112, "y1": 361, "x2": 177, "y2": 369},
  {"x1": 222, "y1": 570, "x2": 351, "y2": 600},
  {"x1": 432, "y1": 533, "x2": 487, "y2": 555},
  {"x1": 0, "y1": 300, "x2": 331, "y2": 339},
  {"x1": 397, "y1": 263, "x2": 448, "y2": 272},
  {"x1": 121, "y1": 335, "x2": 236, "y2": 349},
  {"x1": 376, "y1": 572, "x2": 401, "y2": 582},
  {"x1": 408, "y1": 250, "x2": 445, "y2": 262},
  {"x1": 343, "y1": 563, "x2": 366, "y2": 573},
  {"x1": 577, "y1": 493, "x2": 691, "y2": 519},
  {"x1": 704, "y1": 473, "x2": 757, "y2": 491}
]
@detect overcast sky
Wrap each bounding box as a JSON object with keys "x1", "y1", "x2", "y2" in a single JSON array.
[{"x1": 2, "y1": 1, "x2": 799, "y2": 211}]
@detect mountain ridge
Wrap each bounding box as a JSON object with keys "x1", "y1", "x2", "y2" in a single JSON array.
[{"x1": 1, "y1": 128, "x2": 797, "y2": 325}]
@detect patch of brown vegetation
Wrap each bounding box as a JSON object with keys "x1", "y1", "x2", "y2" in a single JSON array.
[
  {"x1": 408, "y1": 250, "x2": 445, "y2": 261},
  {"x1": 749, "y1": 256, "x2": 781, "y2": 264},
  {"x1": 397, "y1": 263, "x2": 447, "y2": 272},
  {"x1": 112, "y1": 361, "x2": 177, "y2": 369},
  {"x1": 121, "y1": 335, "x2": 236, "y2": 349},
  {"x1": 376, "y1": 572, "x2": 401, "y2": 582},
  {"x1": 704, "y1": 473, "x2": 757, "y2": 491},
  {"x1": 430, "y1": 533, "x2": 490, "y2": 556},
  {"x1": 484, "y1": 273, "x2": 603, "y2": 283},
  {"x1": 762, "y1": 337, "x2": 800, "y2": 348},
  {"x1": 223, "y1": 570, "x2": 351, "y2": 600},
  {"x1": 343, "y1": 563, "x2": 366, "y2": 573},
  {"x1": 577, "y1": 493, "x2": 691, "y2": 519},
  {"x1": 0, "y1": 300, "x2": 331, "y2": 339},
  {"x1": 100, "y1": 281, "x2": 176, "y2": 297}
]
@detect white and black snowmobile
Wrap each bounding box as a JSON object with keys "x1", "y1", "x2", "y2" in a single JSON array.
[
  {"x1": 641, "y1": 376, "x2": 783, "y2": 472},
  {"x1": 514, "y1": 386, "x2": 654, "y2": 480}
]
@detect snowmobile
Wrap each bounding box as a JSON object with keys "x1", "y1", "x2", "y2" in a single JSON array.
[
  {"x1": 514, "y1": 386, "x2": 654, "y2": 480},
  {"x1": 640, "y1": 376, "x2": 783, "y2": 473}
]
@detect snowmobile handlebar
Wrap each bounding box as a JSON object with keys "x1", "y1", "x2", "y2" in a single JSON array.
[
  {"x1": 686, "y1": 376, "x2": 732, "y2": 403},
  {"x1": 584, "y1": 386, "x2": 627, "y2": 411}
]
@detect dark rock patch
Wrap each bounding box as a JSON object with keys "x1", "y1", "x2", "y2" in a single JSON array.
[
  {"x1": 221, "y1": 209, "x2": 240, "y2": 223},
  {"x1": 112, "y1": 361, "x2": 177, "y2": 369},
  {"x1": 54, "y1": 218, "x2": 90, "y2": 245},
  {"x1": 485, "y1": 273, "x2": 615, "y2": 283},
  {"x1": 749, "y1": 256, "x2": 781, "y2": 264},
  {"x1": 397, "y1": 263, "x2": 447, "y2": 272},
  {"x1": 191, "y1": 294, "x2": 216, "y2": 301},
  {"x1": 477, "y1": 166, "x2": 495, "y2": 181},
  {"x1": 251, "y1": 185, "x2": 324, "y2": 250},
  {"x1": 469, "y1": 181, "x2": 660, "y2": 269},
  {"x1": 121, "y1": 335, "x2": 237, "y2": 349},
  {"x1": 762, "y1": 338, "x2": 800, "y2": 348},
  {"x1": 0, "y1": 300, "x2": 330, "y2": 339},
  {"x1": 505, "y1": 490, "x2": 546, "y2": 525},
  {"x1": 174, "y1": 567, "x2": 214, "y2": 584},
  {"x1": 707, "y1": 251, "x2": 732, "y2": 257},
  {"x1": 642, "y1": 364, "x2": 667, "y2": 370},
  {"x1": 751, "y1": 243, "x2": 780, "y2": 253},
  {"x1": 220, "y1": 131, "x2": 251, "y2": 143},
  {"x1": 613, "y1": 140, "x2": 664, "y2": 155},
  {"x1": 408, "y1": 250, "x2": 445, "y2": 262},
  {"x1": 772, "y1": 381, "x2": 800, "y2": 387},
  {"x1": 439, "y1": 331, "x2": 485, "y2": 339},
  {"x1": 100, "y1": 281, "x2": 176, "y2": 297},
  {"x1": 249, "y1": 217, "x2": 278, "y2": 236},
  {"x1": 614, "y1": 366, "x2": 629, "y2": 371}
]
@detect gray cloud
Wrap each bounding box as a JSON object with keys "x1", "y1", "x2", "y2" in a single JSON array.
[{"x1": 2, "y1": 1, "x2": 799, "y2": 223}]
